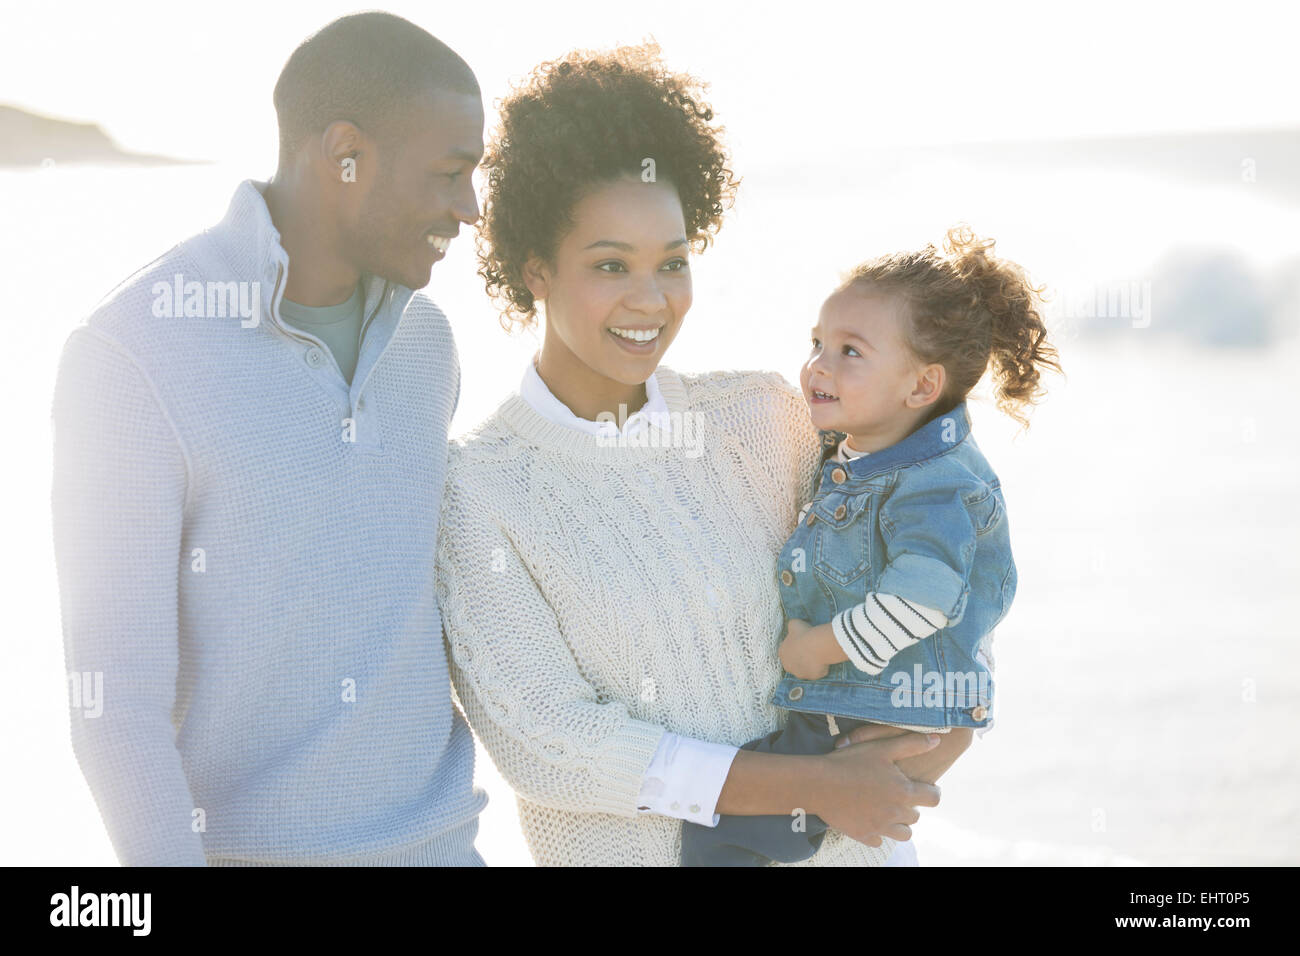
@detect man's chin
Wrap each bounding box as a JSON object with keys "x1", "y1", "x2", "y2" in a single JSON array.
[{"x1": 374, "y1": 264, "x2": 434, "y2": 292}]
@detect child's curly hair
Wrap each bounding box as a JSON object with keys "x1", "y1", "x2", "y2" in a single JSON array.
[
  {"x1": 845, "y1": 225, "x2": 1063, "y2": 427},
  {"x1": 476, "y1": 41, "x2": 738, "y2": 331}
]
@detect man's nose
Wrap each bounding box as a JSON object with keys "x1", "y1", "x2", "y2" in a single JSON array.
[{"x1": 454, "y1": 181, "x2": 481, "y2": 227}]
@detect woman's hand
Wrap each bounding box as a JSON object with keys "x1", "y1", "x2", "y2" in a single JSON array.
[
  {"x1": 717, "y1": 732, "x2": 942, "y2": 848},
  {"x1": 811, "y1": 732, "x2": 943, "y2": 846},
  {"x1": 834, "y1": 722, "x2": 974, "y2": 786}
]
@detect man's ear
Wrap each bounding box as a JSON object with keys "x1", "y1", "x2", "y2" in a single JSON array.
[
  {"x1": 906, "y1": 363, "x2": 946, "y2": 409},
  {"x1": 320, "y1": 120, "x2": 364, "y2": 184},
  {"x1": 522, "y1": 255, "x2": 551, "y2": 302}
]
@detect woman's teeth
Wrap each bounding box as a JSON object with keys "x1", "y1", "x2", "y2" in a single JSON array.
[
  {"x1": 609, "y1": 327, "x2": 662, "y2": 343},
  {"x1": 426, "y1": 235, "x2": 450, "y2": 253},
  {"x1": 813, "y1": 390, "x2": 837, "y2": 400}
]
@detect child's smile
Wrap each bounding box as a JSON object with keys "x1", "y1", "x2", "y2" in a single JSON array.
[{"x1": 800, "y1": 285, "x2": 945, "y2": 453}]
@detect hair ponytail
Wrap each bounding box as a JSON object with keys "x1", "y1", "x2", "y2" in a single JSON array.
[
  {"x1": 945, "y1": 225, "x2": 1061, "y2": 426},
  {"x1": 843, "y1": 224, "x2": 1062, "y2": 428}
]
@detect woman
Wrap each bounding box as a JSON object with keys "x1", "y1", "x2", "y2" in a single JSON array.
[{"x1": 435, "y1": 43, "x2": 969, "y2": 866}]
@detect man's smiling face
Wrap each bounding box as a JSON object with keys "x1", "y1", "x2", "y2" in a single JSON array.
[{"x1": 342, "y1": 89, "x2": 485, "y2": 290}]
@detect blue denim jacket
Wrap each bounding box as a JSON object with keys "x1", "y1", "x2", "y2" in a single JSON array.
[{"x1": 772, "y1": 402, "x2": 1015, "y2": 729}]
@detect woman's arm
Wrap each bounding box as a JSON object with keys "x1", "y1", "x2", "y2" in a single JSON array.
[
  {"x1": 437, "y1": 478, "x2": 665, "y2": 816},
  {"x1": 717, "y1": 732, "x2": 943, "y2": 845},
  {"x1": 437, "y1": 469, "x2": 943, "y2": 840}
]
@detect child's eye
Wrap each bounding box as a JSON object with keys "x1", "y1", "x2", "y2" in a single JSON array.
[
  {"x1": 843, "y1": 345, "x2": 861, "y2": 357},
  {"x1": 810, "y1": 337, "x2": 822, "y2": 351}
]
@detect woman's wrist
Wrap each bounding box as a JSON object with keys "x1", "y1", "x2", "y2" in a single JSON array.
[{"x1": 714, "y1": 748, "x2": 830, "y2": 818}]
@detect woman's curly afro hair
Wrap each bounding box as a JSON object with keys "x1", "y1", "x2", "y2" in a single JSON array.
[{"x1": 476, "y1": 41, "x2": 738, "y2": 330}]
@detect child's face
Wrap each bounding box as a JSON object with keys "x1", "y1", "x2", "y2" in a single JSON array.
[{"x1": 800, "y1": 287, "x2": 925, "y2": 438}]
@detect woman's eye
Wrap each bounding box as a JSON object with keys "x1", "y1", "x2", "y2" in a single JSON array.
[
  {"x1": 596, "y1": 261, "x2": 627, "y2": 273},
  {"x1": 661, "y1": 258, "x2": 688, "y2": 272}
]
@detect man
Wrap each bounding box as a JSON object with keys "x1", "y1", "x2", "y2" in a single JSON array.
[{"x1": 51, "y1": 12, "x2": 487, "y2": 865}]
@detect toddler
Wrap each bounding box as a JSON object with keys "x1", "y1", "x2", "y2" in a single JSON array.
[{"x1": 681, "y1": 225, "x2": 1061, "y2": 866}]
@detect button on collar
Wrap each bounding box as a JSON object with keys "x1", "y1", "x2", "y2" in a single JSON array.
[{"x1": 830, "y1": 467, "x2": 847, "y2": 484}]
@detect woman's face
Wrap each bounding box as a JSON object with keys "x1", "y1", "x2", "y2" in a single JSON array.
[{"x1": 525, "y1": 175, "x2": 692, "y2": 389}]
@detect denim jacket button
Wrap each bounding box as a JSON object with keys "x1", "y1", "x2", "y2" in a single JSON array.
[
  {"x1": 780, "y1": 570, "x2": 794, "y2": 586},
  {"x1": 805, "y1": 512, "x2": 816, "y2": 527},
  {"x1": 833, "y1": 504, "x2": 847, "y2": 520},
  {"x1": 971, "y1": 705, "x2": 988, "y2": 721},
  {"x1": 830, "y1": 467, "x2": 847, "y2": 484},
  {"x1": 788, "y1": 686, "x2": 804, "y2": 701}
]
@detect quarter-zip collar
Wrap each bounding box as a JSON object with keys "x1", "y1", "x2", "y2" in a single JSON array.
[{"x1": 205, "y1": 180, "x2": 417, "y2": 403}]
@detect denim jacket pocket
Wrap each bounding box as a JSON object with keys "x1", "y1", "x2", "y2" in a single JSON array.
[{"x1": 810, "y1": 491, "x2": 874, "y2": 587}]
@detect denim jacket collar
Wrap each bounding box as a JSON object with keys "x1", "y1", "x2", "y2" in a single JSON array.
[{"x1": 817, "y1": 401, "x2": 973, "y2": 483}]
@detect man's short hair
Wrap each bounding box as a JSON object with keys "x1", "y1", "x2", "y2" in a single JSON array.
[{"x1": 273, "y1": 12, "x2": 478, "y2": 165}]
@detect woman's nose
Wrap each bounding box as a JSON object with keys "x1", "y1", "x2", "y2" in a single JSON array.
[{"x1": 624, "y1": 273, "x2": 669, "y2": 313}]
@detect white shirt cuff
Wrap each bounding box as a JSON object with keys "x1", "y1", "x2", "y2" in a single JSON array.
[{"x1": 635, "y1": 732, "x2": 739, "y2": 827}]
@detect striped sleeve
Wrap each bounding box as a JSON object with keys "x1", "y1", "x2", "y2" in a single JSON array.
[{"x1": 830, "y1": 592, "x2": 949, "y2": 675}]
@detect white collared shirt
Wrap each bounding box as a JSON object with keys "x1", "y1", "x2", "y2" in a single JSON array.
[{"x1": 519, "y1": 358, "x2": 674, "y2": 440}]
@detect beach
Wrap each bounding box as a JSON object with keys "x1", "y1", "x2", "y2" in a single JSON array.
[{"x1": 4, "y1": 146, "x2": 1297, "y2": 866}]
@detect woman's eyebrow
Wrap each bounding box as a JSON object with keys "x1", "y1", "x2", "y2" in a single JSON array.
[{"x1": 583, "y1": 238, "x2": 689, "y2": 252}]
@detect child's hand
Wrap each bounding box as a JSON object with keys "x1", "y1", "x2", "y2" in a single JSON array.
[{"x1": 779, "y1": 619, "x2": 831, "y2": 681}]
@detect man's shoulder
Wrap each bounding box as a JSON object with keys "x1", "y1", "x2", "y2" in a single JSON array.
[
  {"x1": 405, "y1": 290, "x2": 449, "y2": 324},
  {"x1": 73, "y1": 232, "x2": 222, "y2": 355}
]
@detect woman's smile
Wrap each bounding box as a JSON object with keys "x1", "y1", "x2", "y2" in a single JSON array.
[{"x1": 608, "y1": 324, "x2": 665, "y2": 352}]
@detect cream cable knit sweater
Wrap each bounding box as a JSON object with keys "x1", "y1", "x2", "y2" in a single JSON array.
[{"x1": 436, "y1": 366, "x2": 894, "y2": 866}]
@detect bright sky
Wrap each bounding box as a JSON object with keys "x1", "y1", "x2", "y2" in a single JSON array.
[{"x1": 2, "y1": 0, "x2": 1298, "y2": 170}]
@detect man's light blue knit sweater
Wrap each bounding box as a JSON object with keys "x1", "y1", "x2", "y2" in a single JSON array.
[{"x1": 50, "y1": 180, "x2": 487, "y2": 866}]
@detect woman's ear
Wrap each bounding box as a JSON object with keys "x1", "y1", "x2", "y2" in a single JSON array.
[
  {"x1": 522, "y1": 256, "x2": 551, "y2": 303},
  {"x1": 906, "y1": 363, "x2": 946, "y2": 409}
]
